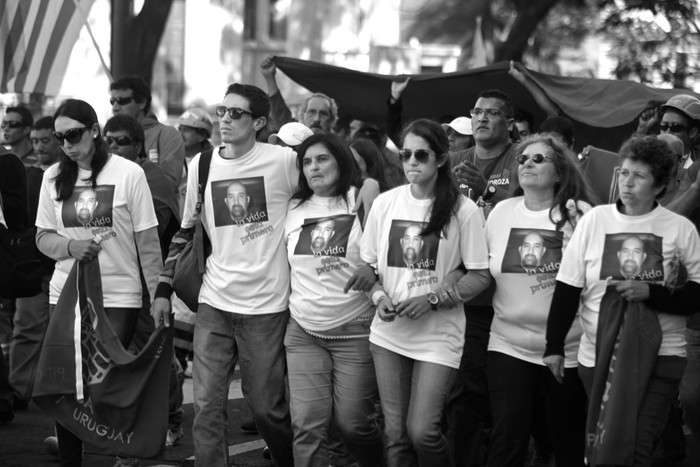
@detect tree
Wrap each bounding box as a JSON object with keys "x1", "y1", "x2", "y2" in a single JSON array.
[{"x1": 110, "y1": 0, "x2": 175, "y2": 83}]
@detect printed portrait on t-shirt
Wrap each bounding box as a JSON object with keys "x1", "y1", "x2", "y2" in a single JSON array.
[
  {"x1": 501, "y1": 228, "x2": 563, "y2": 275},
  {"x1": 211, "y1": 177, "x2": 268, "y2": 226},
  {"x1": 599, "y1": 233, "x2": 664, "y2": 281},
  {"x1": 62, "y1": 185, "x2": 115, "y2": 229},
  {"x1": 386, "y1": 220, "x2": 439, "y2": 271},
  {"x1": 294, "y1": 214, "x2": 354, "y2": 258}
]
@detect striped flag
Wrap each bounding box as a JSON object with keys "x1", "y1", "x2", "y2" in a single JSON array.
[{"x1": 0, "y1": 0, "x2": 95, "y2": 96}]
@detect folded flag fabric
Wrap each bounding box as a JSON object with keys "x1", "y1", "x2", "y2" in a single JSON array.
[{"x1": 33, "y1": 258, "x2": 172, "y2": 459}]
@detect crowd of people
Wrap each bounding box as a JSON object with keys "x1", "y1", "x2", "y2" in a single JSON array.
[{"x1": 1, "y1": 56, "x2": 700, "y2": 467}]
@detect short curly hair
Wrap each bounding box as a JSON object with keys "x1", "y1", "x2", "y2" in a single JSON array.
[{"x1": 618, "y1": 135, "x2": 675, "y2": 199}]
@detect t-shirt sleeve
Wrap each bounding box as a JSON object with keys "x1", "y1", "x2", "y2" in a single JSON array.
[
  {"x1": 459, "y1": 200, "x2": 489, "y2": 269},
  {"x1": 556, "y1": 210, "x2": 590, "y2": 287},
  {"x1": 180, "y1": 153, "x2": 201, "y2": 229},
  {"x1": 678, "y1": 217, "x2": 700, "y2": 283},
  {"x1": 35, "y1": 167, "x2": 58, "y2": 230},
  {"x1": 359, "y1": 196, "x2": 382, "y2": 266},
  {"x1": 127, "y1": 166, "x2": 159, "y2": 232}
]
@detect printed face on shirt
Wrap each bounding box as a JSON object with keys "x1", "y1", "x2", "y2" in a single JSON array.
[
  {"x1": 519, "y1": 231, "x2": 546, "y2": 270},
  {"x1": 500, "y1": 228, "x2": 562, "y2": 275},
  {"x1": 75, "y1": 188, "x2": 99, "y2": 225},
  {"x1": 386, "y1": 220, "x2": 438, "y2": 271},
  {"x1": 293, "y1": 214, "x2": 354, "y2": 258},
  {"x1": 311, "y1": 218, "x2": 336, "y2": 254},
  {"x1": 224, "y1": 181, "x2": 249, "y2": 222},
  {"x1": 211, "y1": 177, "x2": 268, "y2": 227},
  {"x1": 617, "y1": 236, "x2": 646, "y2": 280},
  {"x1": 401, "y1": 224, "x2": 424, "y2": 267},
  {"x1": 62, "y1": 186, "x2": 115, "y2": 229}
]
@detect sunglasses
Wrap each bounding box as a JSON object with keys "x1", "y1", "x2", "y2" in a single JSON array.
[
  {"x1": 109, "y1": 96, "x2": 134, "y2": 106},
  {"x1": 399, "y1": 148, "x2": 433, "y2": 163},
  {"x1": 1, "y1": 121, "x2": 24, "y2": 129},
  {"x1": 516, "y1": 153, "x2": 552, "y2": 165},
  {"x1": 104, "y1": 135, "x2": 135, "y2": 146},
  {"x1": 215, "y1": 106, "x2": 253, "y2": 120},
  {"x1": 660, "y1": 122, "x2": 687, "y2": 133},
  {"x1": 53, "y1": 127, "x2": 88, "y2": 145}
]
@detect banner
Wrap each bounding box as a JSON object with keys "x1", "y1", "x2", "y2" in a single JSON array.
[{"x1": 33, "y1": 259, "x2": 172, "y2": 459}]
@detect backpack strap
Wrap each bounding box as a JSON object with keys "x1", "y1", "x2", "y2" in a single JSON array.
[
  {"x1": 194, "y1": 148, "x2": 214, "y2": 273},
  {"x1": 195, "y1": 148, "x2": 214, "y2": 214}
]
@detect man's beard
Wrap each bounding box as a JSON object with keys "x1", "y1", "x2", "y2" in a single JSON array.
[
  {"x1": 230, "y1": 204, "x2": 246, "y2": 221},
  {"x1": 403, "y1": 247, "x2": 417, "y2": 264},
  {"x1": 311, "y1": 236, "x2": 327, "y2": 251},
  {"x1": 621, "y1": 259, "x2": 639, "y2": 276},
  {"x1": 521, "y1": 253, "x2": 538, "y2": 268},
  {"x1": 77, "y1": 208, "x2": 92, "y2": 224}
]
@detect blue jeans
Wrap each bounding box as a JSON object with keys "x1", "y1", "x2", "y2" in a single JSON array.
[
  {"x1": 192, "y1": 304, "x2": 293, "y2": 467},
  {"x1": 680, "y1": 328, "x2": 700, "y2": 443},
  {"x1": 284, "y1": 318, "x2": 383, "y2": 467},
  {"x1": 370, "y1": 342, "x2": 456, "y2": 467},
  {"x1": 579, "y1": 356, "x2": 686, "y2": 467}
]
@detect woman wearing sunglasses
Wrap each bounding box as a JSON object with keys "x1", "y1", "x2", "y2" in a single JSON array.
[
  {"x1": 35, "y1": 99, "x2": 162, "y2": 466},
  {"x1": 545, "y1": 136, "x2": 700, "y2": 466},
  {"x1": 283, "y1": 133, "x2": 383, "y2": 467},
  {"x1": 360, "y1": 119, "x2": 490, "y2": 466},
  {"x1": 484, "y1": 134, "x2": 592, "y2": 467}
]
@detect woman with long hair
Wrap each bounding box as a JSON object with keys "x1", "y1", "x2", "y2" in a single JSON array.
[
  {"x1": 360, "y1": 118, "x2": 490, "y2": 466},
  {"x1": 35, "y1": 99, "x2": 161, "y2": 466}
]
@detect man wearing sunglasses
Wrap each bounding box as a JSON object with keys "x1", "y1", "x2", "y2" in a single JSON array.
[
  {"x1": 109, "y1": 76, "x2": 185, "y2": 194},
  {"x1": 2, "y1": 106, "x2": 34, "y2": 167},
  {"x1": 659, "y1": 94, "x2": 700, "y2": 178}
]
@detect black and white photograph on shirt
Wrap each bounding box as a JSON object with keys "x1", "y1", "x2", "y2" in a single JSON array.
[
  {"x1": 386, "y1": 220, "x2": 439, "y2": 271},
  {"x1": 211, "y1": 176, "x2": 269, "y2": 226},
  {"x1": 62, "y1": 185, "x2": 115, "y2": 229},
  {"x1": 501, "y1": 228, "x2": 563, "y2": 275},
  {"x1": 294, "y1": 214, "x2": 354, "y2": 258},
  {"x1": 599, "y1": 233, "x2": 664, "y2": 281}
]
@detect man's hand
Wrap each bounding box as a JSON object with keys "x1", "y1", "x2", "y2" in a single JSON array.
[
  {"x1": 454, "y1": 161, "x2": 488, "y2": 196},
  {"x1": 343, "y1": 265, "x2": 377, "y2": 293},
  {"x1": 544, "y1": 354, "x2": 565, "y2": 384},
  {"x1": 151, "y1": 297, "x2": 172, "y2": 328},
  {"x1": 353, "y1": 178, "x2": 380, "y2": 224},
  {"x1": 260, "y1": 55, "x2": 277, "y2": 79},
  {"x1": 391, "y1": 77, "x2": 411, "y2": 101},
  {"x1": 634, "y1": 106, "x2": 659, "y2": 136}
]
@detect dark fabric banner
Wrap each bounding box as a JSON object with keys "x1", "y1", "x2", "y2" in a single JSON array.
[
  {"x1": 33, "y1": 259, "x2": 172, "y2": 459},
  {"x1": 586, "y1": 286, "x2": 662, "y2": 466}
]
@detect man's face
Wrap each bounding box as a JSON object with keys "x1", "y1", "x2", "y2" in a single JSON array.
[
  {"x1": 2, "y1": 111, "x2": 30, "y2": 145},
  {"x1": 515, "y1": 120, "x2": 531, "y2": 139},
  {"x1": 401, "y1": 225, "x2": 423, "y2": 264},
  {"x1": 471, "y1": 97, "x2": 513, "y2": 148},
  {"x1": 179, "y1": 125, "x2": 205, "y2": 151},
  {"x1": 105, "y1": 130, "x2": 141, "y2": 162},
  {"x1": 31, "y1": 128, "x2": 61, "y2": 165},
  {"x1": 660, "y1": 110, "x2": 695, "y2": 154},
  {"x1": 445, "y1": 127, "x2": 472, "y2": 152},
  {"x1": 224, "y1": 182, "x2": 249, "y2": 222},
  {"x1": 618, "y1": 237, "x2": 646, "y2": 278},
  {"x1": 519, "y1": 232, "x2": 545, "y2": 269},
  {"x1": 218, "y1": 93, "x2": 260, "y2": 145},
  {"x1": 302, "y1": 97, "x2": 332, "y2": 134},
  {"x1": 110, "y1": 88, "x2": 144, "y2": 119},
  {"x1": 311, "y1": 219, "x2": 335, "y2": 252},
  {"x1": 75, "y1": 189, "x2": 98, "y2": 224}
]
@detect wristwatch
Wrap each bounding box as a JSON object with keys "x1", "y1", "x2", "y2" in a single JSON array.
[{"x1": 427, "y1": 292, "x2": 440, "y2": 311}]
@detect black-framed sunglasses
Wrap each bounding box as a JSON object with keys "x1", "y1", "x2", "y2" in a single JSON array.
[
  {"x1": 215, "y1": 106, "x2": 253, "y2": 120},
  {"x1": 516, "y1": 153, "x2": 552, "y2": 165},
  {"x1": 659, "y1": 122, "x2": 687, "y2": 133},
  {"x1": 399, "y1": 148, "x2": 433, "y2": 163},
  {"x1": 53, "y1": 127, "x2": 88, "y2": 146},
  {"x1": 104, "y1": 135, "x2": 135, "y2": 146},
  {"x1": 109, "y1": 96, "x2": 134, "y2": 106},
  {"x1": 1, "y1": 121, "x2": 24, "y2": 129}
]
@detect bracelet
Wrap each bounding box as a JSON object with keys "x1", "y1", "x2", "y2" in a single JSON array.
[
  {"x1": 371, "y1": 290, "x2": 388, "y2": 306},
  {"x1": 67, "y1": 239, "x2": 73, "y2": 258}
]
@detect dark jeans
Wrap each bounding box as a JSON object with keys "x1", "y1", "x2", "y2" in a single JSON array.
[
  {"x1": 487, "y1": 352, "x2": 587, "y2": 467},
  {"x1": 579, "y1": 356, "x2": 686, "y2": 467},
  {"x1": 56, "y1": 306, "x2": 139, "y2": 467},
  {"x1": 445, "y1": 305, "x2": 492, "y2": 467}
]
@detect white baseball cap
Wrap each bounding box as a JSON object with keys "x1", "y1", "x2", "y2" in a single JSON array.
[
  {"x1": 268, "y1": 122, "x2": 314, "y2": 147},
  {"x1": 442, "y1": 116, "x2": 473, "y2": 136}
]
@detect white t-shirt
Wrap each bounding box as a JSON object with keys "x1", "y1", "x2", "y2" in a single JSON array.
[
  {"x1": 285, "y1": 187, "x2": 373, "y2": 331},
  {"x1": 486, "y1": 197, "x2": 582, "y2": 367},
  {"x1": 182, "y1": 143, "x2": 297, "y2": 314},
  {"x1": 36, "y1": 156, "x2": 158, "y2": 307},
  {"x1": 557, "y1": 203, "x2": 700, "y2": 367},
  {"x1": 360, "y1": 185, "x2": 489, "y2": 368}
]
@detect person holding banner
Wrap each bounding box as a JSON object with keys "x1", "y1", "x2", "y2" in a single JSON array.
[
  {"x1": 544, "y1": 136, "x2": 700, "y2": 466},
  {"x1": 35, "y1": 99, "x2": 162, "y2": 467}
]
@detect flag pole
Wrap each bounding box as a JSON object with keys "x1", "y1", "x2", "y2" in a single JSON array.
[{"x1": 72, "y1": 0, "x2": 113, "y2": 82}]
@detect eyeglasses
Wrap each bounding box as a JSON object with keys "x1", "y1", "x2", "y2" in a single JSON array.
[
  {"x1": 53, "y1": 127, "x2": 88, "y2": 145},
  {"x1": 516, "y1": 153, "x2": 552, "y2": 165},
  {"x1": 215, "y1": 106, "x2": 253, "y2": 120},
  {"x1": 399, "y1": 148, "x2": 433, "y2": 163},
  {"x1": 660, "y1": 122, "x2": 688, "y2": 133},
  {"x1": 1, "y1": 121, "x2": 24, "y2": 129},
  {"x1": 469, "y1": 108, "x2": 509, "y2": 119},
  {"x1": 109, "y1": 96, "x2": 134, "y2": 106},
  {"x1": 104, "y1": 135, "x2": 135, "y2": 146}
]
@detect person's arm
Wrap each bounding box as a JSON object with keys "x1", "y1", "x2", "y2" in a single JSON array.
[
  {"x1": 452, "y1": 268, "x2": 491, "y2": 303},
  {"x1": 386, "y1": 77, "x2": 410, "y2": 148},
  {"x1": 508, "y1": 61, "x2": 559, "y2": 118},
  {"x1": 544, "y1": 281, "x2": 582, "y2": 358},
  {"x1": 157, "y1": 127, "x2": 186, "y2": 192},
  {"x1": 646, "y1": 281, "x2": 700, "y2": 315},
  {"x1": 135, "y1": 226, "x2": 162, "y2": 303},
  {"x1": 36, "y1": 228, "x2": 101, "y2": 261},
  {"x1": 260, "y1": 55, "x2": 294, "y2": 128},
  {"x1": 667, "y1": 166, "x2": 700, "y2": 218}
]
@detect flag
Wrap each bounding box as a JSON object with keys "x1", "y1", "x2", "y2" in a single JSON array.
[
  {"x1": 33, "y1": 258, "x2": 172, "y2": 459},
  {"x1": 0, "y1": 0, "x2": 95, "y2": 96}
]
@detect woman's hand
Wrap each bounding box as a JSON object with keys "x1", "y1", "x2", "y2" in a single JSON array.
[
  {"x1": 343, "y1": 264, "x2": 377, "y2": 293},
  {"x1": 151, "y1": 297, "x2": 172, "y2": 327},
  {"x1": 435, "y1": 288, "x2": 460, "y2": 309},
  {"x1": 544, "y1": 355, "x2": 565, "y2": 384},
  {"x1": 609, "y1": 280, "x2": 650, "y2": 302},
  {"x1": 376, "y1": 296, "x2": 396, "y2": 322},
  {"x1": 68, "y1": 239, "x2": 102, "y2": 262},
  {"x1": 395, "y1": 296, "x2": 432, "y2": 320}
]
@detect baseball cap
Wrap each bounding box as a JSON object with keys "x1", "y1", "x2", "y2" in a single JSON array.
[
  {"x1": 179, "y1": 108, "x2": 213, "y2": 137},
  {"x1": 442, "y1": 117, "x2": 473, "y2": 136},
  {"x1": 660, "y1": 94, "x2": 700, "y2": 122},
  {"x1": 268, "y1": 122, "x2": 313, "y2": 147}
]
